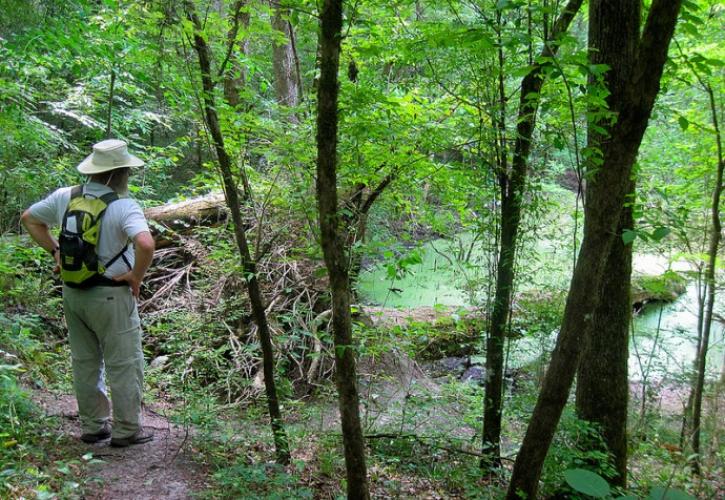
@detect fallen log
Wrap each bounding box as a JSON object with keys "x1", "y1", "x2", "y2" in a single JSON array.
[
  {"x1": 144, "y1": 192, "x2": 227, "y2": 228},
  {"x1": 143, "y1": 192, "x2": 229, "y2": 249}
]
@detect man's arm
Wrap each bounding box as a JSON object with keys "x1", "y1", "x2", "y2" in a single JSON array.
[
  {"x1": 20, "y1": 210, "x2": 60, "y2": 269},
  {"x1": 113, "y1": 231, "x2": 155, "y2": 298}
]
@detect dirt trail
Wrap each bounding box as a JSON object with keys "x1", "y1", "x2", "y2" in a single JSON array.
[{"x1": 33, "y1": 390, "x2": 207, "y2": 500}]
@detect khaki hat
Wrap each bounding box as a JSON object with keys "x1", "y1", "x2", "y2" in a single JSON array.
[{"x1": 77, "y1": 139, "x2": 144, "y2": 175}]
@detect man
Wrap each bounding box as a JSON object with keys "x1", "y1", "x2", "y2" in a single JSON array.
[{"x1": 21, "y1": 139, "x2": 155, "y2": 447}]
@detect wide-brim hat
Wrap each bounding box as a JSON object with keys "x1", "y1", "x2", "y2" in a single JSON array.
[{"x1": 77, "y1": 139, "x2": 144, "y2": 175}]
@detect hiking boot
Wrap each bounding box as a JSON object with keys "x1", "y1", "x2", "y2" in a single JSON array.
[
  {"x1": 80, "y1": 423, "x2": 111, "y2": 444},
  {"x1": 110, "y1": 429, "x2": 154, "y2": 448}
]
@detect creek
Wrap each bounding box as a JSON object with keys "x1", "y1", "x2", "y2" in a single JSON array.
[
  {"x1": 631, "y1": 283, "x2": 723, "y2": 381},
  {"x1": 358, "y1": 234, "x2": 724, "y2": 381}
]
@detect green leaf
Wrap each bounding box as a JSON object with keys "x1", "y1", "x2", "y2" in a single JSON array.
[
  {"x1": 511, "y1": 65, "x2": 535, "y2": 78},
  {"x1": 677, "y1": 116, "x2": 689, "y2": 131},
  {"x1": 651, "y1": 227, "x2": 671, "y2": 241},
  {"x1": 679, "y1": 22, "x2": 699, "y2": 36},
  {"x1": 622, "y1": 229, "x2": 637, "y2": 245},
  {"x1": 615, "y1": 496, "x2": 638, "y2": 500},
  {"x1": 682, "y1": 0, "x2": 700, "y2": 11},
  {"x1": 648, "y1": 486, "x2": 696, "y2": 500},
  {"x1": 563, "y1": 469, "x2": 611, "y2": 498}
]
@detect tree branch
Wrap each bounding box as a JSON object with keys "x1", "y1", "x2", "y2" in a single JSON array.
[
  {"x1": 627, "y1": 0, "x2": 684, "y2": 121},
  {"x1": 360, "y1": 170, "x2": 397, "y2": 216}
]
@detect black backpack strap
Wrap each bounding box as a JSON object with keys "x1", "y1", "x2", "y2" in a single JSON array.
[
  {"x1": 94, "y1": 192, "x2": 119, "y2": 226},
  {"x1": 97, "y1": 190, "x2": 127, "y2": 271},
  {"x1": 105, "y1": 244, "x2": 132, "y2": 271},
  {"x1": 99, "y1": 191, "x2": 119, "y2": 205},
  {"x1": 65, "y1": 274, "x2": 127, "y2": 289}
]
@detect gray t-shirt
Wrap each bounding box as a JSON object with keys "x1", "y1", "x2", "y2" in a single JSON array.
[{"x1": 29, "y1": 182, "x2": 150, "y2": 279}]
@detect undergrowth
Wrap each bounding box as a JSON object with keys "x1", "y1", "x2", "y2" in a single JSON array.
[
  {"x1": 0, "y1": 239, "x2": 97, "y2": 498},
  {"x1": 2, "y1": 237, "x2": 721, "y2": 499},
  {"x1": 0, "y1": 367, "x2": 101, "y2": 499}
]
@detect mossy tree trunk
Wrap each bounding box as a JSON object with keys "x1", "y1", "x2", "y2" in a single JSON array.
[
  {"x1": 315, "y1": 0, "x2": 370, "y2": 498},
  {"x1": 185, "y1": 0, "x2": 291, "y2": 466},
  {"x1": 270, "y1": 1, "x2": 300, "y2": 114},
  {"x1": 482, "y1": 0, "x2": 584, "y2": 467}
]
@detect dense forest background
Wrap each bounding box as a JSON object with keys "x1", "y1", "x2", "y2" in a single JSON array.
[{"x1": 0, "y1": 0, "x2": 722, "y2": 498}]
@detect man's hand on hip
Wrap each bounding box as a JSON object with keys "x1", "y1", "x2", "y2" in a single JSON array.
[
  {"x1": 115, "y1": 231, "x2": 155, "y2": 299},
  {"x1": 113, "y1": 271, "x2": 143, "y2": 298}
]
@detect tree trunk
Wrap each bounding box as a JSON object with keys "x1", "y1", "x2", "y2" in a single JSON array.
[
  {"x1": 316, "y1": 0, "x2": 370, "y2": 498},
  {"x1": 573, "y1": 0, "x2": 643, "y2": 487},
  {"x1": 506, "y1": 1, "x2": 682, "y2": 498},
  {"x1": 143, "y1": 192, "x2": 227, "y2": 226},
  {"x1": 270, "y1": 2, "x2": 300, "y2": 113},
  {"x1": 222, "y1": 1, "x2": 250, "y2": 108},
  {"x1": 680, "y1": 268, "x2": 706, "y2": 449},
  {"x1": 344, "y1": 173, "x2": 396, "y2": 288},
  {"x1": 576, "y1": 203, "x2": 633, "y2": 487},
  {"x1": 691, "y1": 81, "x2": 723, "y2": 475},
  {"x1": 482, "y1": 0, "x2": 584, "y2": 466},
  {"x1": 106, "y1": 67, "x2": 115, "y2": 138},
  {"x1": 185, "y1": 1, "x2": 291, "y2": 466}
]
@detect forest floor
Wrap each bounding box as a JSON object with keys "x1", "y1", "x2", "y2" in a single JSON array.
[
  {"x1": 24, "y1": 327, "x2": 479, "y2": 499},
  {"x1": 13, "y1": 303, "x2": 723, "y2": 499},
  {"x1": 362, "y1": 305, "x2": 482, "y2": 327},
  {"x1": 32, "y1": 389, "x2": 209, "y2": 500}
]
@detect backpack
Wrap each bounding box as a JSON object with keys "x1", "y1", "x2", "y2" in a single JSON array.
[{"x1": 58, "y1": 185, "x2": 127, "y2": 288}]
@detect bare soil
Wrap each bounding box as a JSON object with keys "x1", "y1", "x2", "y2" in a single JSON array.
[
  {"x1": 362, "y1": 305, "x2": 481, "y2": 327},
  {"x1": 32, "y1": 389, "x2": 208, "y2": 500}
]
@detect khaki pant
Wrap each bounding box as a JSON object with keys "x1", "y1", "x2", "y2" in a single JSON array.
[{"x1": 63, "y1": 285, "x2": 144, "y2": 439}]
